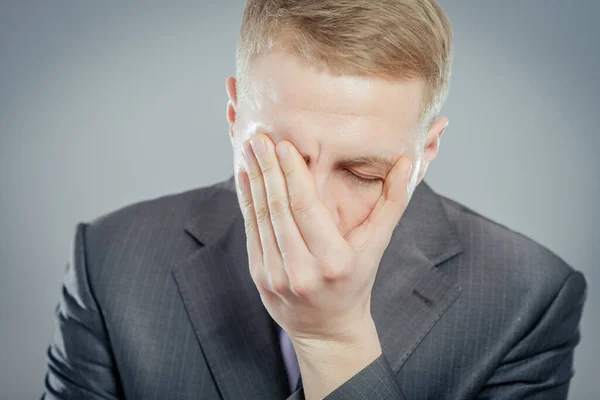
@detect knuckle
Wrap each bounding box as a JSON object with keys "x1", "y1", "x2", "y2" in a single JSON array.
[
  {"x1": 289, "y1": 276, "x2": 314, "y2": 299},
  {"x1": 249, "y1": 266, "x2": 266, "y2": 288},
  {"x1": 270, "y1": 276, "x2": 289, "y2": 294},
  {"x1": 322, "y1": 255, "x2": 352, "y2": 280},
  {"x1": 254, "y1": 205, "x2": 271, "y2": 224},
  {"x1": 260, "y1": 161, "x2": 275, "y2": 175},
  {"x1": 268, "y1": 196, "x2": 289, "y2": 218},
  {"x1": 241, "y1": 195, "x2": 254, "y2": 211},
  {"x1": 254, "y1": 278, "x2": 269, "y2": 293},
  {"x1": 247, "y1": 168, "x2": 262, "y2": 183},
  {"x1": 322, "y1": 262, "x2": 343, "y2": 280},
  {"x1": 290, "y1": 196, "x2": 313, "y2": 215},
  {"x1": 354, "y1": 238, "x2": 370, "y2": 253}
]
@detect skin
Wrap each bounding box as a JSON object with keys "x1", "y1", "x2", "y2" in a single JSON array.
[{"x1": 225, "y1": 48, "x2": 449, "y2": 399}]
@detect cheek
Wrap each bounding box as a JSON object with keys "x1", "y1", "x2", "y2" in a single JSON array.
[{"x1": 335, "y1": 179, "x2": 381, "y2": 231}]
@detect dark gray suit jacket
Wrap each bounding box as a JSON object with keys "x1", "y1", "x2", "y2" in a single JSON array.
[{"x1": 43, "y1": 176, "x2": 587, "y2": 399}]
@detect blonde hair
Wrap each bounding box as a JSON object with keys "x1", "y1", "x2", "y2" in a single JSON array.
[{"x1": 236, "y1": 0, "x2": 453, "y2": 131}]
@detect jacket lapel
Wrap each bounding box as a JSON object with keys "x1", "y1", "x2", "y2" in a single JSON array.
[
  {"x1": 371, "y1": 181, "x2": 463, "y2": 372},
  {"x1": 173, "y1": 175, "x2": 463, "y2": 399},
  {"x1": 172, "y1": 179, "x2": 290, "y2": 400}
]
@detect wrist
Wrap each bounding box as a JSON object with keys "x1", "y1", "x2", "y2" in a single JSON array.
[
  {"x1": 292, "y1": 318, "x2": 381, "y2": 364},
  {"x1": 290, "y1": 318, "x2": 382, "y2": 399}
]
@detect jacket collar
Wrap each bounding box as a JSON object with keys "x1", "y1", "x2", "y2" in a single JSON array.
[{"x1": 172, "y1": 175, "x2": 463, "y2": 399}]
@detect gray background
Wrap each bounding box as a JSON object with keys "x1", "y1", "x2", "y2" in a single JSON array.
[{"x1": 0, "y1": 1, "x2": 598, "y2": 398}]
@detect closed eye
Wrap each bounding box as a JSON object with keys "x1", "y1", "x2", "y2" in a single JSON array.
[{"x1": 345, "y1": 169, "x2": 381, "y2": 185}]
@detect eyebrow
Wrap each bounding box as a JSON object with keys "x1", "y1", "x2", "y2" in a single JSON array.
[{"x1": 334, "y1": 154, "x2": 397, "y2": 173}]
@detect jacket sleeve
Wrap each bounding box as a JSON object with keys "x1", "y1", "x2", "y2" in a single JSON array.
[
  {"x1": 42, "y1": 223, "x2": 122, "y2": 399},
  {"x1": 477, "y1": 270, "x2": 588, "y2": 400},
  {"x1": 286, "y1": 352, "x2": 407, "y2": 400}
]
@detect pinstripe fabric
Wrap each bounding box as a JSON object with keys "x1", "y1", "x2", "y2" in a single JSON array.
[
  {"x1": 42, "y1": 175, "x2": 587, "y2": 399},
  {"x1": 288, "y1": 353, "x2": 406, "y2": 400}
]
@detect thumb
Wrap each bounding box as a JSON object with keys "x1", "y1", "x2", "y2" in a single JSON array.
[{"x1": 346, "y1": 156, "x2": 413, "y2": 252}]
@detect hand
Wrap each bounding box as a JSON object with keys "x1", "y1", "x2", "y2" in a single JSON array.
[{"x1": 237, "y1": 133, "x2": 414, "y2": 344}]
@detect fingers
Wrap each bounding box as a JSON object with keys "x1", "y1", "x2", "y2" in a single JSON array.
[
  {"x1": 242, "y1": 137, "x2": 290, "y2": 294},
  {"x1": 275, "y1": 140, "x2": 347, "y2": 258},
  {"x1": 248, "y1": 134, "x2": 308, "y2": 263},
  {"x1": 236, "y1": 169, "x2": 265, "y2": 287}
]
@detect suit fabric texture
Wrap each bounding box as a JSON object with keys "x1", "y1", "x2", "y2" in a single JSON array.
[{"x1": 43, "y1": 176, "x2": 587, "y2": 399}]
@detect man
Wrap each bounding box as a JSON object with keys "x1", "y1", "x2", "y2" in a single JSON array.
[{"x1": 43, "y1": 0, "x2": 587, "y2": 399}]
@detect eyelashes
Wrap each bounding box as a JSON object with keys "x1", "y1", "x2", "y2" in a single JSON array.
[
  {"x1": 303, "y1": 156, "x2": 380, "y2": 186},
  {"x1": 345, "y1": 169, "x2": 381, "y2": 186}
]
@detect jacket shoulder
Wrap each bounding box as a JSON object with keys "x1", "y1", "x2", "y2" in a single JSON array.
[
  {"x1": 436, "y1": 193, "x2": 582, "y2": 306},
  {"x1": 90, "y1": 183, "x2": 218, "y2": 232},
  {"x1": 77, "y1": 179, "x2": 230, "y2": 301},
  {"x1": 85, "y1": 177, "x2": 232, "y2": 245}
]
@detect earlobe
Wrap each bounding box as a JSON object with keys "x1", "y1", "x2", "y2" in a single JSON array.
[
  {"x1": 226, "y1": 77, "x2": 238, "y2": 137},
  {"x1": 227, "y1": 101, "x2": 236, "y2": 125},
  {"x1": 226, "y1": 101, "x2": 237, "y2": 140}
]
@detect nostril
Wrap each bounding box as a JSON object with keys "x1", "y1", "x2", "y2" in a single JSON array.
[{"x1": 303, "y1": 156, "x2": 310, "y2": 165}]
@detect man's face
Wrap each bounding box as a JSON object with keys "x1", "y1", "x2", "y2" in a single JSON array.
[{"x1": 227, "y1": 50, "x2": 435, "y2": 237}]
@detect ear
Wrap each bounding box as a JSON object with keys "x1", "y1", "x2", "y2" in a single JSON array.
[
  {"x1": 415, "y1": 116, "x2": 449, "y2": 186},
  {"x1": 225, "y1": 76, "x2": 238, "y2": 141}
]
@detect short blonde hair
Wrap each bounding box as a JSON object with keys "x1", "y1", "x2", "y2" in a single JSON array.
[{"x1": 236, "y1": 0, "x2": 453, "y2": 131}]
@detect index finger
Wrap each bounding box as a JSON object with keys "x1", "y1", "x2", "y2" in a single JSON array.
[{"x1": 275, "y1": 140, "x2": 347, "y2": 258}]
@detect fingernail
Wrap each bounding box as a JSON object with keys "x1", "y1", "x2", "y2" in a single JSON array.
[
  {"x1": 250, "y1": 136, "x2": 265, "y2": 156},
  {"x1": 276, "y1": 142, "x2": 288, "y2": 159},
  {"x1": 238, "y1": 169, "x2": 249, "y2": 194}
]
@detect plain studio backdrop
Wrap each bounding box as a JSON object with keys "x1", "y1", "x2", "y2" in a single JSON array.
[{"x1": 0, "y1": 1, "x2": 598, "y2": 398}]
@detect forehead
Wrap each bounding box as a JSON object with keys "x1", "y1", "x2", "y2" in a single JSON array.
[{"x1": 243, "y1": 50, "x2": 425, "y2": 137}]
